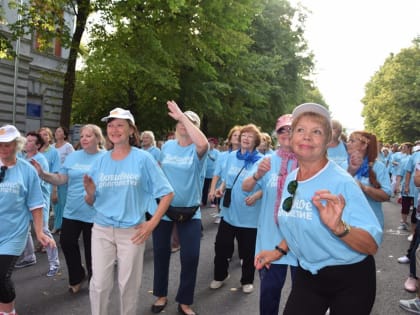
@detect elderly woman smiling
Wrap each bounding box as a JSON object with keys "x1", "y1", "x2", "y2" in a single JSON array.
[{"x1": 255, "y1": 103, "x2": 382, "y2": 315}]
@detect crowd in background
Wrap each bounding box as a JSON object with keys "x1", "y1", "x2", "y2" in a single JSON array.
[{"x1": 0, "y1": 102, "x2": 419, "y2": 315}]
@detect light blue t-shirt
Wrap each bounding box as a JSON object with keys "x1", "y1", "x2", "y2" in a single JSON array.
[
  {"x1": 213, "y1": 151, "x2": 229, "y2": 177},
  {"x1": 0, "y1": 158, "x2": 45, "y2": 255},
  {"x1": 41, "y1": 145, "x2": 61, "y2": 173},
  {"x1": 60, "y1": 149, "x2": 106, "y2": 223},
  {"x1": 220, "y1": 150, "x2": 263, "y2": 228},
  {"x1": 391, "y1": 152, "x2": 405, "y2": 176},
  {"x1": 403, "y1": 152, "x2": 420, "y2": 206},
  {"x1": 89, "y1": 147, "x2": 173, "y2": 228},
  {"x1": 23, "y1": 152, "x2": 50, "y2": 224},
  {"x1": 159, "y1": 140, "x2": 207, "y2": 221},
  {"x1": 278, "y1": 161, "x2": 383, "y2": 275},
  {"x1": 327, "y1": 141, "x2": 348, "y2": 170},
  {"x1": 142, "y1": 146, "x2": 161, "y2": 163},
  {"x1": 251, "y1": 154, "x2": 297, "y2": 266},
  {"x1": 356, "y1": 160, "x2": 391, "y2": 228},
  {"x1": 205, "y1": 148, "x2": 220, "y2": 178}
]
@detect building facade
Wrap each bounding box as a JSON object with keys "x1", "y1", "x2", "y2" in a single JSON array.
[{"x1": 0, "y1": 0, "x2": 74, "y2": 134}]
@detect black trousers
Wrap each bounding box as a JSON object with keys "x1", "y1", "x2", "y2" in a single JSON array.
[
  {"x1": 201, "y1": 177, "x2": 212, "y2": 205},
  {"x1": 60, "y1": 218, "x2": 93, "y2": 285},
  {"x1": 0, "y1": 255, "x2": 18, "y2": 303},
  {"x1": 213, "y1": 218, "x2": 257, "y2": 285},
  {"x1": 284, "y1": 255, "x2": 376, "y2": 315}
]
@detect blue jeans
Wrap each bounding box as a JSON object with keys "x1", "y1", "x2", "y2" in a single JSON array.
[
  {"x1": 152, "y1": 219, "x2": 201, "y2": 305},
  {"x1": 259, "y1": 264, "x2": 297, "y2": 315}
]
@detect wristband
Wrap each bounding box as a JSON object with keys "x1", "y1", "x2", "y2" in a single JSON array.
[
  {"x1": 275, "y1": 245, "x2": 288, "y2": 256},
  {"x1": 252, "y1": 173, "x2": 260, "y2": 181}
]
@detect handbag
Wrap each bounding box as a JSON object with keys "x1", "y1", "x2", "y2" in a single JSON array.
[
  {"x1": 166, "y1": 205, "x2": 200, "y2": 223},
  {"x1": 222, "y1": 166, "x2": 245, "y2": 208}
]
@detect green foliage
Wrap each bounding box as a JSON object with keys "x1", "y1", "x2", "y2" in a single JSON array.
[
  {"x1": 8, "y1": 0, "x2": 73, "y2": 51},
  {"x1": 362, "y1": 39, "x2": 420, "y2": 143},
  {"x1": 73, "y1": 0, "x2": 316, "y2": 139}
]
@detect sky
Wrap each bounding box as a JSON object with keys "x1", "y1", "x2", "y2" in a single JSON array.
[{"x1": 289, "y1": 0, "x2": 420, "y2": 132}]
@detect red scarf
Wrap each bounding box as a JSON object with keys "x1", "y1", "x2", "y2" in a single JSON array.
[{"x1": 274, "y1": 149, "x2": 298, "y2": 225}]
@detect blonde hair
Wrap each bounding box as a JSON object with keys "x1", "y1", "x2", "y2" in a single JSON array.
[
  {"x1": 81, "y1": 124, "x2": 106, "y2": 149},
  {"x1": 38, "y1": 127, "x2": 54, "y2": 144},
  {"x1": 141, "y1": 130, "x2": 157, "y2": 147}
]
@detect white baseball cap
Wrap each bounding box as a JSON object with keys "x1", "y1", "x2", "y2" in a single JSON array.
[
  {"x1": 292, "y1": 103, "x2": 331, "y2": 126},
  {"x1": 184, "y1": 110, "x2": 201, "y2": 127},
  {"x1": 101, "y1": 107, "x2": 135, "y2": 124},
  {"x1": 0, "y1": 125, "x2": 21, "y2": 142}
]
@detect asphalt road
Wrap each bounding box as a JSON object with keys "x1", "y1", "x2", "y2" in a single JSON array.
[{"x1": 13, "y1": 198, "x2": 415, "y2": 314}]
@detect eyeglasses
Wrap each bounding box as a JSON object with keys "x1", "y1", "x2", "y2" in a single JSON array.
[
  {"x1": 0, "y1": 166, "x2": 7, "y2": 183},
  {"x1": 282, "y1": 180, "x2": 298, "y2": 212},
  {"x1": 277, "y1": 126, "x2": 291, "y2": 135}
]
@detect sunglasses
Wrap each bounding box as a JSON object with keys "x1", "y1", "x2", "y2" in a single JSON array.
[
  {"x1": 0, "y1": 166, "x2": 7, "y2": 183},
  {"x1": 277, "y1": 126, "x2": 291, "y2": 135},
  {"x1": 282, "y1": 180, "x2": 298, "y2": 212}
]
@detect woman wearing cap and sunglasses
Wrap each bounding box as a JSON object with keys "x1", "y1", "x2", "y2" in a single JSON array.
[
  {"x1": 83, "y1": 109, "x2": 174, "y2": 315},
  {"x1": 0, "y1": 125, "x2": 55, "y2": 315},
  {"x1": 150, "y1": 101, "x2": 208, "y2": 315},
  {"x1": 255, "y1": 104, "x2": 382, "y2": 315},
  {"x1": 242, "y1": 114, "x2": 298, "y2": 315}
]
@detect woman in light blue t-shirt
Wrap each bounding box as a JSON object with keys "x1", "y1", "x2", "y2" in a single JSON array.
[
  {"x1": 32, "y1": 124, "x2": 107, "y2": 294},
  {"x1": 211, "y1": 124, "x2": 263, "y2": 294},
  {"x1": 347, "y1": 131, "x2": 391, "y2": 229},
  {"x1": 83, "y1": 109, "x2": 174, "y2": 315},
  {"x1": 151, "y1": 101, "x2": 208, "y2": 315},
  {"x1": 243, "y1": 114, "x2": 298, "y2": 315},
  {"x1": 0, "y1": 125, "x2": 55, "y2": 315},
  {"x1": 255, "y1": 104, "x2": 382, "y2": 315}
]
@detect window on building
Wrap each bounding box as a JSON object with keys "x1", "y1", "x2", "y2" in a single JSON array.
[{"x1": 34, "y1": 31, "x2": 62, "y2": 57}]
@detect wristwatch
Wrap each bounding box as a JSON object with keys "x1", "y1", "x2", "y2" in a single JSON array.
[{"x1": 336, "y1": 219, "x2": 351, "y2": 238}]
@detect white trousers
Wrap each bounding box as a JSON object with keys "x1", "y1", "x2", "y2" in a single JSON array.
[{"x1": 90, "y1": 224, "x2": 145, "y2": 315}]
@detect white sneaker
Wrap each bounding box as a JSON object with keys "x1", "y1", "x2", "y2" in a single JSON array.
[
  {"x1": 214, "y1": 217, "x2": 221, "y2": 224},
  {"x1": 408, "y1": 234, "x2": 414, "y2": 241},
  {"x1": 398, "y1": 256, "x2": 410, "y2": 264},
  {"x1": 399, "y1": 297, "x2": 420, "y2": 314},
  {"x1": 242, "y1": 284, "x2": 254, "y2": 293},
  {"x1": 210, "y1": 274, "x2": 230, "y2": 289},
  {"x1": 398, "y1": 223, "x2": 409, "y2": 230}
]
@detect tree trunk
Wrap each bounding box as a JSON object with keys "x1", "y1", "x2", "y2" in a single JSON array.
[{"x1": 60, "y1": 0, "x2": 91, "y2": 129}]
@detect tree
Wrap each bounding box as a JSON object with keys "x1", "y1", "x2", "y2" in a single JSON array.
[
  {"x1": 73, "y1": 0, "x2": 317, "y2": 138},
  {"x1": 362, "y1": 38, "x2": 420, "y2": 143}
]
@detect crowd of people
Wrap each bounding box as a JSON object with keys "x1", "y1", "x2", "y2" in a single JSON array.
[{"x1": 0, "y1": 101, "x2": 419, "y2": 315}]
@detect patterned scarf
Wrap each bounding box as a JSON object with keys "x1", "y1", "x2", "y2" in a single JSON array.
[
  {"x1": 274, "y1": 149, "x2": 298, "y2": 225},
  {"x1": 236, "y1": 149, "x2": 261, "y2": 168}
]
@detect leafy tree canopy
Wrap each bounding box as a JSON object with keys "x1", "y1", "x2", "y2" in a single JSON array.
[{"x1": 362, "y1": 37, "x2": 420, "y2": 143}]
